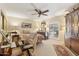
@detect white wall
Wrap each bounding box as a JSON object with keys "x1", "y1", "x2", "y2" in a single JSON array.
[
  {"x1": 7, "y1": 16, "x2": 38, "y2": 33},
  {"x1": 47, "y1": 15, "x2": 66, "y2": 45}
]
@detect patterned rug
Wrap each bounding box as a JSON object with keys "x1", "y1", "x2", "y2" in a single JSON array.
[{"x1": 53, "y1": 44, "x2": 74, "y2": 56}]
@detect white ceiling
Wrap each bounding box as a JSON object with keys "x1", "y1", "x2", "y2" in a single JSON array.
[{"x1": 0, "y1": 3, "x2": 76, "y2": 20}]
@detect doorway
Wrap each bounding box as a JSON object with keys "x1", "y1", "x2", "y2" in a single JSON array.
[{"x1": 49, "y1": 24, "x2": 59, "y2": 39}]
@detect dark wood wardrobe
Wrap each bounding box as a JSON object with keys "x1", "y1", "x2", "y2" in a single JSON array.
[{"x1": 65, "y1": 8, "x2": 79, "y2": 55}]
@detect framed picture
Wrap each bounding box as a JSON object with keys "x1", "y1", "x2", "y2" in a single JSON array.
[{"x1": 21, "y1": 22, "x2": 32, "y2": 28}]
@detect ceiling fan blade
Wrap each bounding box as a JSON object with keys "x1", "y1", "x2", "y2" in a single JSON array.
[
  {"x1": 32, "y1": 13, "x2": 38, "y2": 15},
  {"x1": 32, "y1": 14, "x2": 36, "y2": 15},
  {"x1": 42, "y1": 10, "x2": 49, "y2": 13},
  {"x1": 35, "y1": 9, "x2": 39, "y2": 12},
  {"x1": 42, "y1": 13, "x2": 48, "y2": 16}
]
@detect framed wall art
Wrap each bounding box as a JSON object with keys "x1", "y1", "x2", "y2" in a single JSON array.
[{"x1": 21, "y1": 22, "x2": 32, "y2": 28}]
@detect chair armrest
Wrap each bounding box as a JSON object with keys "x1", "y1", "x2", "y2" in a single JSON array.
[{"x1": 23, "y1": 44, "x2": 33, "y2": 49}]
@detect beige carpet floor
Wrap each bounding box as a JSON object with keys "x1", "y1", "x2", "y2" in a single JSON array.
[
  {"x1": 33, "y1": 40, "x2": 57, "y2": 56},
  {"x1": 32, "y1": 39, "x2": 74, "y2": 56}
]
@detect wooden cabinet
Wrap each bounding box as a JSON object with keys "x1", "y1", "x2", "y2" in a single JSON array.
[
  {"x1": 65, "y1": 8, "x2": 79, "y2": 55},
  {"x1": 71, "y1": 39, "x2": 79, "y2": 55},
  {"x1": 65, "y1": 38, "x2": 71, "y2": 48}
]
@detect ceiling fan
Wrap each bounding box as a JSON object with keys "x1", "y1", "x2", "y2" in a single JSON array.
[{"x1": 31, "y1": 3, "x2": 49, "y2": 17}]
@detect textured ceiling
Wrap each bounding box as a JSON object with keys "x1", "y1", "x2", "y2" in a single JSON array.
[{"x1": 0, "y1": 3, "x2": 76, "y2": 20}]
